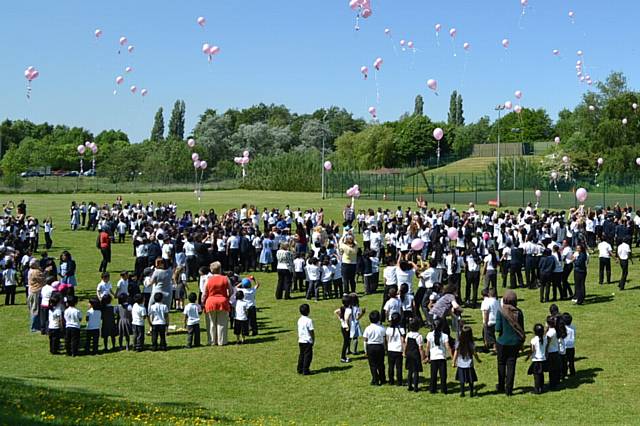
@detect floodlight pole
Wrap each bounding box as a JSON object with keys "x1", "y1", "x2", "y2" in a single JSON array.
[{"x1": 495, "y1": 104, "x2": 506, "y2": 208}]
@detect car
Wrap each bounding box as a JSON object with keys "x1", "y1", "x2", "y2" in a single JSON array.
[
  {"x1": 52, "y1": 170, "x2": 66, "y2": 177},
  {"x1": 82, "y1": 169, "x2": 96, "y2": 177},
  {"x1": 63, "y1": 171, "x2": 80, "y2": 177},
  {"x1": 20, "y1": 171, "x2": 42, "y2": 178}
]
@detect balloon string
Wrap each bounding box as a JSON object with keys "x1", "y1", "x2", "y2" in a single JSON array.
[
  {"x1": 354, "y1": 13, "x2": 360, "y2": 31},
  {"x1": 460, "y1": 53, "x2": 469, "y2": 90},
  {"x1": 450, "y1": 38, "x2": 457, "y2": 57},
  {"x1": 26, "y1": 82, "x2": 31, "y2": 101},
  {"x1": 435, "y1": 33, "x2": 440, "y2": 48},
  {"x1": 375, "y1": 71, "x2": 380, "y2": 104}
]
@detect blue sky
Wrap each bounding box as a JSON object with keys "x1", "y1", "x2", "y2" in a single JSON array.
[{"x1": 1, "y1": 0, "x2": 638, "y2": 142}]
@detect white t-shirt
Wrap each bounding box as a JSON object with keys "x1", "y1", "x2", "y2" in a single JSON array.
[
  {"x1": 199, "y1": 273, "x2": 211, "y2": 294},
  {"x1": 235, "y1": 299, "x2": 249, "y2": 321},
  {"x1": 363, "y1": 323, "x2": 386, "y2": 345},
  {"x1": 97, "y1": 281, "x2": 112, "y2": 299},
  {"x1": 546, "y1": 328, "x2": 559, "y2": 353},
  {"x1": 64, "y1": 307, "x2": 82, "y2": 329},
  {"x1": 40, "y1": 285, "x2": 54, "y2": 307},
  {"x1": 565, "y1": 324, "x2": 576, "y2": 349},
  {"x1": 2, "y1": 269, "x2": 16, "y2": 286},
  {"x1": 132, "y1": 303, "x2": 147, "y2": 326},
  {"x1": 598, "y1": 242, "x2": 612, "y2": 258},
  {"x1": 116, "y1": 279, "x2": 129, "y2": 297},
  {"x1": 297, "y1": 316, "x2": 314, "y2": 344},
  {"x1": 395, "y1": 267, "x2": 415, "y2": 290},
  {"x1": 420, "y1": 268, "x2": 437, "y2": 289},
  {"x1": 86, "y1": 308, "x2": 102, "y2": 330},
  {"x1": 385, "y1": 327, "x2": 406, "y2": 352},
  {"x1": 306, "y1": 264, "x2": 320, "y2": 281},
  {"x1": 406, "y1": 331, "x2": 424, "y2": 348},
  {"x1": 321, "y1": 265, "x2": 333, "y2": 282},
  {"x1": 618, "y1": 243, "x2": 631, "y2": 261},
  {"x1": 383, "y1": 266, "x2": 397, "y2": 286},
  {"x1": 483, "y1": 255, "x2": 496, "y2": 271},
  {"x1": 149, "y1": 303, "x2": 169, "y2": 325},
  {"x1": 480, "y1": 297, "x2": 500, "y2": 326},
  {"x1": 530, "y1": 335, "x2": 547, "y2": 362},
  {"x1": 400, "y1": 293, "x2": 414, "y2": 312},
  {"x1": 183, "y1": 303, "x2": 202, "y2": 325},
  {"x1": 383, "y1": 297, "x2": 401, "y2": 318},
  {"x1": 48, "y1": 306, "x2": 63, "y2": 330},
  {"x1": 294, "y1": 258, "x2": 306, "y2": 273},
  {"x1": 427, "y1": 331, "x2": 449, "y2": 360}
]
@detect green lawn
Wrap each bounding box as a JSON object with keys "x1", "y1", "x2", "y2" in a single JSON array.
[{"x1": 1, "y1": 190, "x2": 639, "y2": 424}]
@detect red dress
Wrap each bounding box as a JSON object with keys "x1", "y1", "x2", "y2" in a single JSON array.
[{"x1": 203, "y1": 275, "x2": 230, "y2": 313}]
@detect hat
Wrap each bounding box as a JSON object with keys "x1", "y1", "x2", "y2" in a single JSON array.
[{"x1": 241, "y1": 278, "x2": 251, "y2": 288}]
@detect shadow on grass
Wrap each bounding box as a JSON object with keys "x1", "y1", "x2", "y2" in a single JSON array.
[
  {"x1": 584, "y1": 294, "x2": 614, "y2": 305},
  {"x1": 313, "y1": 365, "x2": 353, "y2": 374},
  {"x1": 0, "y1": 376, "x2": 233, "y2": 425}
]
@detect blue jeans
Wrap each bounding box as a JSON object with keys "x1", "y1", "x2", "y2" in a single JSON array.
[{"x1": 30, "y1": 314, "x2": 41, "y2": 332}]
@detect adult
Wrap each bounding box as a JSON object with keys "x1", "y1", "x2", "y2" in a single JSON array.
[
  {"x1": 339, "y1": 232, "x2": 358, "y2": 293},
  {"x1": 97, "y1": 226, "x2": 111, "y2": 273},
  {"x1": 59, "y1": 251, "x2": 77, "y2": 287},
  {"x1": 275, "y1": 243, "x2": 294, "y2": 300},
  {"x1": 149, "y1": 258, "x2": 173, "y2": 308},
  {"x1": 572, "y1": 244, "x2": 588, "y2": 304},
  {"x1": 26, "y1": 261, "x2": 45, "y2": 332},
  {"x1": 495, "y1": 290, "x2": 525, "y2": 396},
  {"x1": 202, "y1": 261, "x2": 233, "y2": 346},
  {"x1": 428, "y1": 284, "x2": 461, "y2": 337}
]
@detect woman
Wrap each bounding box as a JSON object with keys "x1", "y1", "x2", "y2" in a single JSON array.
[
  {"x1": 202, "y1": 261, "x2": 233, "y2": 346},
  {"x1": 276, "y1": 243, "x2": 294, "y2": 300},
  {"x1": 27, "y1": 261, "x2": 45, "y2": 332},
  {"x1": 294, "y1": 224, "x2": 308, "y2": 255},
  {"x1": 572, "y1": 244, "x2": 588, "y2": 305},
  {"x1": 428, "y1": 283, "x2": 461, "y2": 338},
  {"x1": 97, "y1": 226, "x2": 111, "y2": 273},
  {"x1": 495, "y1": 290, "x2": 525, "y2": 396},
  {"x1": 59, "y1": 251, "x2": 77, "y2": 287},
  {"x1": 340, "y1": 233, "x2": 358, "y2": 293},
  {"x1": 149, "y1": 258, "x2": 173, "y2": 308}
]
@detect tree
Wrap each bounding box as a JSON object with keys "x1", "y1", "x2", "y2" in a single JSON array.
[
  {"x1": 414, "y1": 95, "x2": 424, "y2": 116},
  {"x1": 298, "y1": 120, "x2": 333, "y2": 152},
  {"x1": 448, "y1": 91, "x2": 458, "y2": 126},
  {"x1": 490, "y1": 108, "x2": 553, "y2": 143},
  {"x1": 150, "y1": 107, "x2": 165, "y2": 142},
  {"x1": 452, "y1": 116, "x2": 490, "y2": 156},
  {"x1": 595, "y1": 71, "x2": 628, "y2": 103},
  {"x1": 456, "y1": 93, "x2": 465, "y2": 126},
  {"x1": 168, "y1": 100, "x2": 186, "y2": 140}
]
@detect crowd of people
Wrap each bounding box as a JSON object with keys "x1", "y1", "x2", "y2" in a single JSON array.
[{"x1": 5, "y1": 196, "x2": 637, "y2": 395}]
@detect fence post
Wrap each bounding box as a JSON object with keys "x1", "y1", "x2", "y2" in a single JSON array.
[
  {"x1": 453, "y1": 175, "x2": 456, "y2": 205},
  {"x1": 547, "y1": 179, "x2": 551, "y2": 209},
  {"x1": 474, "y1": 175, "x2": 478, "y2": 205},
  {"x1": 431, "y1": 174, "x2": 435, "y2": 203},
  {"x1": 522, "y1": 167, "x2": 525, "y2": 207},
  {"x1": 392, "y1": 174, "x2": 396, "y2": 201},
  {"x1": 634, "y1": 175, "x2": 636, "y2": 209},
  {"x1": 602, "y1": 177, "x2": 606, "y2": 207}
]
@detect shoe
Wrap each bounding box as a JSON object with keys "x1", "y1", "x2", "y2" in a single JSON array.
[
  {"x1": 340, "y1": 358, "x2": 351, "y2": 363},
  {"x1": 407, "y1": 386, "x2": 414, "y2": 391}
]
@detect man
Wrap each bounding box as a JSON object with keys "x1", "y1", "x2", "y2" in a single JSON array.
[{"x1": 617, "y1": 239, "x2": 631, "y2": 290}]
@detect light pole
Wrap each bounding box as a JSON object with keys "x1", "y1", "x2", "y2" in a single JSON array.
[
  {"x1": 495, "y1": 104, "x2": 506, "y2": 207},
  {"x1": 321, "y1": 111, "x2": 329, "y2": 200},
  {"x1": 511, "y1": 128, "x2": 521, "y2": 190}
]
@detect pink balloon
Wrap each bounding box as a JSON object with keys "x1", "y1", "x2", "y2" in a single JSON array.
[
  {"x1": 119, "y1": 36, "x2": 127, "y2": 46},
  {"x1": 504, "y1": 101, "x2": 513, "y2": 110},
  {"x1": 140, "y1": 89, "x2": 148, "y2": 97},
  {"x1": 197, "y1": 16, "x2": 206, "y2": 27},
  {"x1": 433, "y1": 128, "x2": 444, "y2": 141},
  {"x1": 623, "y1": 118, "x2": 628, "y2": 125},
  {"x1": 411, "y1": 239, "x2": 425, "y2": 251},
  {"x1": 193, "y1": 160, "x2": 201, "y2": 169},
  {"x1": 127, "y1": 45, "x2": 134, "y2": 53},
  {"x1": 130, "y1": 85, "x2": 137, "y2": 94},
  {"x1": 241, "y1": 157, "x2": 250, "y2": 165},
  {"x1": 588, "y1": 105, "x2": 595, "y2": 111},
  {"x1": 562, "y1": 156, "x2": 569, "y2": 163},
  {"x1": 449, "y1": 28, "x2": 457, "y2": 38},
  {"x1": 243, "y1": 150, "x2": 250, "y2": 158},
  {"x1": 373, "y1": 57, "x2": 383, "y2": 70},
  {"x1": 29, "y1": 70, "x2": 39, "y2": 80},
  {"x1": 514, "y1": 90, "x2": 522, "y2": 99},
  {"x1": 187, "y1": 138, "x2": 196, "y2": 148},
  {"x1": 568, "y1": 11, "x2": 575, "y2": 18},
  {"x1": 209, "y1": 46, "x2": 220, "y2": 55},
  {"x1": 633, "y1": 103, "x2": 638, "y2": 110},
  {"x1": 463, "y1": 42, "x2": 471, "y2": 51},
  {"x1": 502, "y1": 38, "x2": 510, "y2": 48},
  {"x1": 125, "y1": 66, "x2": 133, "y2": 73},
  {"x1": 202, "y1": 43, "x2": 211, "y2": 54},
  {"x1": 535, "y1": 189, "x2": 542, "y2": 198},
  {"x1": 400, "y1": 39, "x2": 406, "y2": 46},
  {"x1": 85, "y1": 141, "x2": 91, "y2": 147},
  {"x1": 551, "y1": 171, "x2": 558, "y2": 180},
  {"x1": 407, "y1": 41, "x2": 414, "y2": 49},
  {"x1": 384, "y1": 28, "x2": 391, "y2": 35},
  {"x1": 552, "y1": 49, "x2": 560, "y2": 56},
  {"x1": 234, "y1": 157, "x2": 242, "y2": 164},
  {"x1": 95, "y1": 29, "x2": 103, "y2": 38},
  {"x1": 514, "y1": 105, "x2": 523, "y2": 114},
  {"x1": 447, "y1": 227, "x2": 458, "y2": 241},
  {"x1": 597, "y1": 157, "x2": 604, "y2": 166},
  {"x1": 368, "y1": 106, "x2": 377, "y2": 117},
  {"x1": 577, "y1": 50, "x2": 583, "y2": 56},
  {"x1": 554, "y1": 136, "x2": 560, "y2": 144},
  {"x1": 349, "y1": 0, "x2": 359, "y2": 10},
  {"x1": 435, "y1": 24, "x2": 442, "y2": 33},
  {"x1": 346, "y1": 187, "x2": 355, "y2": 197},
  {"x1": 575, "y1": 188, "x2": 588, "y2": 203},
  {"x1": 520, "y1": 0, "x2": 528, "y2": 6},
  {"x1": 77, "y1": 145, "x2": 86, "y2": 155},
  {"x1": 427, "y1": 79, "x2": 438, "y2": 92},
  {"x1": 115, "y1": 76, "x2": 124, "y2": 85},
  {"x1": 200, "y1": 161, "x2": 208, "y2": 170},
  {"x1": 324, "y1": 161, "x2": 332, "y2": 171},
  {"x1": 636, "y1": 158, "x2": 640, "y2": 166},
  {"x1": 360, "y1": 66, "x2": 368, "y2": 79},
  {"x1": 91, "y1": 146, "x2": 98, "y2": 154},
  {"x1": 192, "y1": 153, "x2": 199, "y2": 161},
  {"x1": 361, "y1": 8, "x2": 372, "y2": 18}
]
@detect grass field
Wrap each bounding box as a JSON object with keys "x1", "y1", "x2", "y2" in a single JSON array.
[{"x1": 1, "y1": 190, "x2": 639, "y2": 425}]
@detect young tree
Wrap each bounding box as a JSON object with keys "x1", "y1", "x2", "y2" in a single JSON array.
[
  {"x1": 414, "y1": 95, "x2": 424, "y2": 116},
  {"x1": 168, "y1": 100, "x2": 186, "y2": 140},
  {"x1": 150, "y1": 107, "x2": 165, "y2": 142},
  {"x1": 456, "y1": 93, "x2": 465, "y2": 126}
]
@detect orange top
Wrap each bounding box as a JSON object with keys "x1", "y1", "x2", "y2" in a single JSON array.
[{"x1": 203, "y1": 274, "x2": 231, "y2": 313}]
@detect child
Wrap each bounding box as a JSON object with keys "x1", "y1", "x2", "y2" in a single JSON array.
[
  {"x1": 334, "y1": 295, "x2": 352, "y2": 363},
  {"x1": 64, "y1": 295, "x2": 82, "y2": 356},
  {"x1": 183, "y1": 292, "x2": 202, "y2": 348},
  {"x1": 131, "y1": 293, "x2": 147, "y2": 352},
  {"x1": 349, "y1": 293, "x2": 364, "y2": 355},
  {"x1": 480, "y1": 288, "x2": 499, "y2": 353},
  {"x1": 563, "y1": 312, "x2": 576, "y2": 377},
  {"x1": 198, "y1": 266, "x2": 211, "y2": 305},
  {"x1": 399, "y1": 283, "x2": 414, "y2": 330},
  {"x1": 115, "y1": 271, "x2": 129, "y2": 299},
  {"x1": 297, "y1": 303, "x2": 314, "y2": 375},
  {"x1": 452, "y1": 326, "x2": 481, "y2": 397},
  {"x1": 331, "y1": 257, "x2": 343, "y2": 299},
  {"x1": 404, "y1": 317, "x2": 425, "y2": 392},
  {"x1": 117, "y1": 293, "x2": 133, "y2": 351},
  {"x1": 305, "y1": 257, "x2": 321, "y2": 302},
  {"x1": 383, "y1": 287, "x2": 401, "y2": 323},
  {"x1": 3, "y1": 260, "x2": 17, "y2": 305},
  {"x1": 426, "y1": 318, "x2": 452, "y2": 394},
  {"x1": 148, "y1": 292, "x2": 169, "y2": 351},
  {"x1": 97, "y1": 272, "x2": 114, "y2": 300},
  {"x1": 47, "y1": 292, "x2": 64, "y2": 354},
  {"x1": 173, "y1": 265, "x2": 187, "y2": 310},
  {"x1": 85, "y1": 298, "x2": 101, "y2": 355},
  {"x1": 363, "y1": 310, "x2": 386, "y2": 386},
  {"x1": 526, "y1": 323, "x2": 547, "y2": 394},
  {"x1": 293, "y1": 253, "x2": 306, "y2": 293},
  {"x1": 386, "y1": 312, "x2": 405, "y2": 386},
  {"x1": 100, "y1": 294, "x2": 117, "y2": 352},
  {"x1": 546, "y1": 315, "x2": 561, "y2": 390},
  {"x1": 234, "y1": 291, "x2": 249, "y2": 344},
  {"x1": 238, "y1": 277, "x2": 260, "y2": 336},
  {"x1": 320, "y1": 257, "x2": 334, "y2": 300}
]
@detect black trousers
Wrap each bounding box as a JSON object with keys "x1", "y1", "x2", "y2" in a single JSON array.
[
  {"x1": 49, "y1": 328, "x2": 62, "y2": 354},
  {"x1": 561, "y1": 263, "x2": 574, "y2": 299},
  {"x1": 99, "y1": 247, "x2": 111, "y2": 272},
  {"x1": 548, "y1": 352, "x2": 561, "y2": 389},
  {"x1": 4, "y1": 286, "x2": 16, "y2": 305},
  {"x1": 342, "y1": 263, "x2": 357, "y2": 293},
  {"x1": 340, "y1": 328, "x2": 350, "y2": 359},
  {"x1": 248, "y1": 306, "x2": 258, "y2": 335},
  {"x1": 85, "y1": 329, "x2": 100, "y2": 354},
  {"x1": 333, "y1": 279, "x2": 343, "y2": 299},
  {"x1": 133, "y1": 325, "x2": 145, "y2": 350},
  {"x1": 65, "y1": 327, "x2": 80, "y2": 356},
  {"x1": 497, "y1": 343, "x2": 519, "y2": 395},
  {"x1": 297, "y1": 343, "x2": 313, "y2": 374},
  {"x1": 464, "y1": 271, "x2": 480, "y2": 305},
  {"x1": 525, "y1": 255, "x2": 538, "y2": 288},
  {"x1": 510, "y1": 264, "x2": 524, "y2": 289},
  {"x1": 388, "y1": 351, "x2": 403, "y2": 385},
  {"x1": 533, "y1": 372, "x2": 545, "y2": 393},
  {"x1": 151, "y1": 324, "x2": 167, "y2": 350},
  {"x1": 619, "y1": 259, "x2": 629, "y2": 290},
  {"x1": 44, "y1": 232, "x2": 52, "y2": 250},
  {"x1": 276, "y1": 270, "x2": 292, "y2": 300},
  {"x1": 574, "y1": 271, "x2": 586, "y2": 304},
  {"x1": 186, "y1": 256, "x2": 198, "y2": 281},
  {"x1": 187, "y1": 324, "x2": 201, "y2": 347},
  {"x1": 599, "y1": 258, "x2": 611, "y2": 284},
  {"x1": 551, "y1": 271, "x2": 562, "y2": 301},
  {"x1": 294, "y1": 272, "x2": 305, "y2": 292},
  {"x1": 366, "y1": 344, "x2": 386, "y2": 384},
  {"x1": 429, "y1": 359, "x2": 447, "y2": 393},
  {"x1": 565, "y1": 347, "x2": 576, "y2": 376},
  {"x1": 539, "y1": 273, "x2": 553, "y2": 302}
]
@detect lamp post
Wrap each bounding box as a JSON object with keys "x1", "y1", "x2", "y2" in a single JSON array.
[
  {"x1": 321, "y1": 111, "x2": 329, "y2": 200},
  {"x1": 495, "y1": 104, "x2": 506, "y2": 207},
  {"x1": 511, "y1": 128, "x2": 521, "y2": 190}
]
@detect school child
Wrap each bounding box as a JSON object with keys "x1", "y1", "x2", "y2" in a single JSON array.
[
  {"x1": 116, "y1": 219, "x2": 127, "y2": 243},
  {"x1": 334, "y1": 295, "x2": 352, "y2": 363},
  {"x1": 142, "y1": 267, "x2": 153, "y2": 309},
  {"x1": 148, "y1": 292, "x2": 169, "y2": 351},
  {"x1": 563, "y1": 312, "x2": 576, "y2": 377},
  {"x1": 426, "y1": 318, "x2": 453, "y2": 394},
  {"x1": 383, "y1": 287, "x2": 401, "y2": 323},
  {"x1": 100, "y1": 294, "x2": 117, "y2": 352},
  {"x1": 297, "y1": 304, "x2": 314, "y2": 375},
  {"x1": 386, "y1": 312, "x2": 406, "y2": 386},
  {"x1": 363, "y1": 250, "x2": 374, "y2": 294},
  {"x1": 349, "y1": 293, "x2": 364, "y2": 355},
  {"x1": 320, "y1": 258, "x2": 334, "y2": 300},
  {"x1": 363, "y1": 310, "x2": 386, "y2": 386},
  {"x1": 3, "y1": 261, "x2": 17, "y2": 305},
  {"x1": 131, "y1": 294, "x2": 147, "y2": 352},
  {"x1": 64, "y1": 295, "x2": 82, "y2": 357},
  {"x1": 238, "y1": 277, "x2": 260, "y2": 336},
  {"x1": 331, "y1": 257, "x2": 343, "y2": 299},
  {"x1": 452, "y1": 326, "x2": 481, "y2": 397},
  {"x1": 546, "y1": 315, "x2": 562, "y2": 390},
  {"x1": 370, "y1": 252, "x2": 380, "y2": 294},
  {"x1": 234, "y1": 291, "x2": 249, "y2": 344},
  {"x1": 399, "y1": 283, "x2": 415, "y2": 330},
  {"x1": 117, "y1": 293, "x2": 133, "y2": 351},
  {"x1": 480, "y1": 288, "x2": 500, "y2": 353},
  {"x1": 293, "y1": 253, "x2": 306, "y2": 293},
  {"x1": 47, "y1": 292, "x2": 63, "y2": 354},
  {"x1": 183, "y1": 292, "x2": 202, "y2": 348},
  {"x1": 198, "y1": 266, "x2": 211, "y2": 305},
  {"x1": 173, "y1": 265, "x2": 187, "y2": 310},
  {"x1": 404, "y1": 317, "x2": 425, "y2": 392},
  {"x1": 305, "y1": 257, "x2": 321, "y2": 301},
  {"x1": 85, "y1": 298, "x2": 101, "y2": 355},
  {"x1": 96, "y1": 272, "x2": 114, "y2": 300},
  {"x1": 40, "y1": 278, "x2": 56, "y2": 335},
  {"x1": 526, "y1": 323, "x2": 547, "y2": 394},
  {"x1": 115, "y1": 271, "x2": 129, "y2": 299}
]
